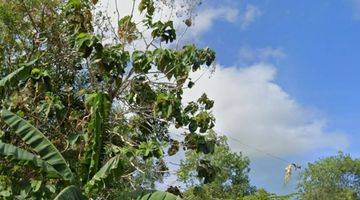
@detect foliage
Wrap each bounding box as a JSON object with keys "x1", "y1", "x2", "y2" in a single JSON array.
[
  {"x1": 0, "y1": 0, "x2": 216, "y2": 199},
  {"x1": 1, "y1": 109, "x2": 75, "y2": 182},
  {"x1": 297, "y1": 152, "x2": 360, "y2": 200},
  {"x1": 178, "y1": 134, "x2": 297, "y2": 200},
  {"x1": 242, "y1": 189, "x2": 295, "y2": 200},
  {"x1": 0, "y1": 141, "x2": 59, "y2": 178},
  {"x1": 83, "y1": 92, "x2": 111, "y2": 181},
  {"x1": 3, "y1": 1, "x2": 358, "y2": 200},
  {"x1": 138, "y1": 191, "x2": 181, "y2": 200},
  {"x1": 54, "y1": 186, "x2": 85, "y2": 200},
  {"x1": 0, "y1": 61, "x2": 33, "y2": 96},
  {"x1": 84, "y1": 154, "x2": 125, "y2": 194},
  {"x1": 179, "y1": 133, "x2": 256, "y2": 199}
]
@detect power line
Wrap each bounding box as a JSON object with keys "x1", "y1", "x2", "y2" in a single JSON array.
[
  {"x1": 168, "y1": 130, "x2": 301, "y2": 167},
  {"x1": 169, "y1": 161, "x2": 181, "y2": 166},
  {"x1": 226, "y1": 135, "x2": 295, "y2": 165}
]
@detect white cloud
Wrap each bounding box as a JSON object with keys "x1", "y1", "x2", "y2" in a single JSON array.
[
  {"x1": 238, "y1": 46, "x2": 286, "y2": 65},
  {"x1": 241, "y1": 4, "x2": 262, "y2": 30},
  {"x1": 187, "y1": 7, "x2": 239, "y2": 39},
  {"x1": 183, "y1": 64, "x2": 348, "y2": 157}
]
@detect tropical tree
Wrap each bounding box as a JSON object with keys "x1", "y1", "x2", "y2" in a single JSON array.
[
  {"x1": 242, "y1": 189, "x2": 294, "y2": 200},
  {"x1": 297, "y1": 152, "x2": 360, "y2": 200},
  {"x1": 0, "y1": 0, "x2": 217, "y2": 199},
  {"x1": 178, "y1": 133, "x2": 295, "y2": 200},
  {"x1": 178, "y1": 133, "x2": 255, "y2": 199}
]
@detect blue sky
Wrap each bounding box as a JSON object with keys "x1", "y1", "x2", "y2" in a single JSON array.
[
  {"x1": 106, "y1": 0, "x2": 360, "y2": 195},
  {"x1": 188, "y1": 0, "x2": 360, "y2": 194}
]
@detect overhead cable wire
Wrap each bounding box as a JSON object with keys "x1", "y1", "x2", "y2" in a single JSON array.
[{"x1": 226, "y1": 135, "x2": 296, "y2": 165}]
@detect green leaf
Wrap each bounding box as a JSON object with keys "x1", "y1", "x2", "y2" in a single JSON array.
[
  {"x1": 138, "y1": 0, "x2": 155, "y2": 15},
  {"x1": 151, "y1": 21, "x2": 176, "y2": 43},
  {"x1": 46, "y1": 184, "x2": 56, "y2": 194},
  {"x1": 30, "y1": 179, "x2": 42, "y2": 192},
  {"x1": 0, "y1": 59, "x2": 37, "y2": 93},
  {"x1": 0, "y1": 190, "x2": 11, "y2": 198},
  {"x1": 66, "y1": 0, "x2": 82, "y2": 9},
  {"x1": 184, "y1": 133, "x2": 215, "y2": 154},
  {"x1": 132, "y1": 50, "x2": 153, "y2": 73},
  {"x1": 54, "y1": 185, "x2": 85, "y2": 200},
  {"x1": 0, "y1": 65, "x2": 32, "y2": 96},
  {"x1": 0, "y1": 142, "x2": 60, "y2": 178},
  {"x1": 68, "y1": 134, "x2": 81, "y2": 148},
  {"x1": 84, "y1": 154, "x2": 123, "y2": 194},
  {"x1": 137, "y1": 191, "x2": 181, "y2": 200},
  {"x1": 0, "y1": 109, "x2": 74, "y2": 182},
  {"x1": 84, "y1": 92, "x2": 111, "y2": 180},
  {"x1": 197, "y1": 159, "x2": 218, "y2": 184},
  {"x1": 75, "y1": 33, "x2": 101, "y2": 58}
]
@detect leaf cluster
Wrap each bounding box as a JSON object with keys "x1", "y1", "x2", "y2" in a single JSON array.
[{"x1": 0, "y1": 0, "x2": 218, "y2": 199}]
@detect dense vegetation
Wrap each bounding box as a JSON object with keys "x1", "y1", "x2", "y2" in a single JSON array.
[
  {"x1": 297, "y1": 153, "x2": 360, "y2": 200},
  {"x1": 0, "y1": 0, "x2": 359, "y2": 199}
]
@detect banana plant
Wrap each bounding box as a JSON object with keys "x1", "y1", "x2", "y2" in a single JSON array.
[
  {"x1": 0, "y1": 142, "x2": 60, "y2": 178},
  {"x1": 0, "y1": 110, "x2": 179, "y2": 199},
  {"x1": 0, "y1": 58, "x2": 179, "y2": 199},
  {"x1": 53, "y1": 186, "x2": 84, "y2": 200},
  {"x1": 0, "y1": 109, "x2": 103, "y2": 199},
  {"x1": 0, "y1": 110, "x2": 83, "y2": 198},
  {"x1": 0, "y1": 59, "x2": 37, "y2": 97},
  {"x1": 0, "y1": 109, "x2": 75, "y2": 182}
]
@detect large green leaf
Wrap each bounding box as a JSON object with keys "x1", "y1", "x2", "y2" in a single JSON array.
[
  {"x1": 83, "y1": 92, "x2": 111, "y2": 180},
  {"x1": 0, "y1": 141, "x2": 60, "y2": 178},
  {"x1": 84, "y1": 154, "x2": 123, "y2": 194},
  {"x1": 0, "y1": 66, "x2": 31, "y2": 95},
  {"x1": 0, "y1": 59, "x2": 36, "y2": 96},
  {"x1": 137, "y1": 191, "x2": 181, "y2": 200},
  {"x1": 0, "y1": 109, "x2": 74, "y2": 182},
  {"x1": 54, "y1": 185, "x2": 85, "y2": 200}
]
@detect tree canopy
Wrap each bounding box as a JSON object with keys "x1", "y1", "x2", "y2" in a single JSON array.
[
  {"x1": 1, "y1": 0, "x2": 359, "y2": 200},
  {"x1": 297, "y1": 153, "x2": 360, "y2": 200},
  {"x1": 178, "y1": 133, "x2": 255, "y2": 199},
  {"x1": 0, "y1": 0, "x2": 217, "y2": 199}
]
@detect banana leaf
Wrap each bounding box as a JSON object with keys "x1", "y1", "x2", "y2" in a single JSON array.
[{"x1": 0, "y1": 109, "x2": 74, "y2": 182}]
